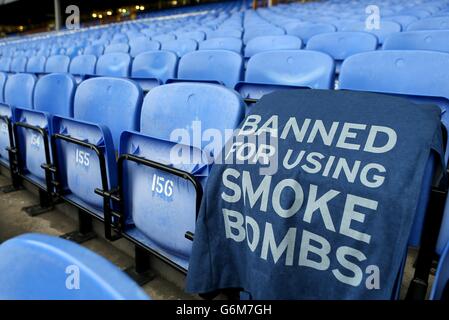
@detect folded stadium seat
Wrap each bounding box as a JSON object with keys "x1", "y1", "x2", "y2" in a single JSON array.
[
  {"x1": 45, "y1": 55, "x2": 70, "y2": 73},
  {"x1": 69, "y1": 54, "x2": 97, "y2": 82},
  {"x1": 306, "y1": 31, "x2": 378, "y2": 73},
  {"x1": 96, "y1": 53, "x2": 131, "y2": 77},
  {"x1": 175, "y1": 31, "x2": 206, "y2": 42},
  {"x1": 407, "y1": 15, "x2": 449, "y2": 31},
  {"x1": 12, "y1": 73, "x2": 76, "y2": 215},
  {"x1": 65, "y1": 45, "x2": 84, "y2": 59},
  {"x1": 285, "y1": 22, "x2": 336, "y2": 43},
  {"x1": 244, "y1": 35, "x2": 302, "y2": 58},
  {"x1": 0, "y1": 233, "x2": 150, "y2": 300},
  {"x1": 0, "y1": 57, "x2": 11, "y2": 72},
  {"x1": 383, "y1": 30, "x2": 449, "y2": 53},
  {"x1": 129, "y1": 37, "x2": 161, "y2": 57},
  {"x1": 236, "y1": 50, "x2": 335, "y2": 101},
  {"x1": 243, "y1": 26, "x2": 285, "y2": 44},
  {"x1": 104, "y1": 43, "x2": 130, "y2": 54},
  {"x1": 131, "y1": 51, "x2": 177, "y2": 91},
  {"x1": 95, "y1": 82, "x2": 245, "y2": 271},
  {"x1": 339, "y1": 52, "x2": 449, "y2": 290},
  {"x1": 26, "y1": 55, "x2": 46, "y2": 74},
  {"x1": 199, "y1": 37, "x2": 243, "y2": 53},
  {"x1": 174, "y1": 50, "x2": 243, "y2": 88},
  {"x1": 402, "y1": 9, "x2": 436, "y2": 21},
  {"x1": 0, "y1": 73, "x2": 36, "y2": 192},
  {"x1": 207, "y1": 28, "x2": 242, "y2": 39},
  {"x1": 9, "y1": 56, "x2": 27, "y2": 73},
  {"x1": 152, "y1": 34, "x2": 176, "y2": 43},
  {"x1": 430, "y1": 241, "x2": 449, "y2": 300},
  {"x1": 161, "y1": 39, "x2": 198, "y2": 57},
  {"x1": 50, "y1": 77, "x2": 142, "y2": 241},
  {"x1": 84, "y1": 44, "x2": 105, "y2": 58}
]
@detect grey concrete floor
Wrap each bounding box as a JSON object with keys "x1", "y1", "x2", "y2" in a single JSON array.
[
  {"x1": 0, "y1": 173, "x2": 195, "y2": 300},
  {"x1": 0, "y1": 172, "x2": 434, "y2": 300}
]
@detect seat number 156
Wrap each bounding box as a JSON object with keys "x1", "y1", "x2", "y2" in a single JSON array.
[{"x1": 151, "y1": 174, "x2": 174, "y2": 198}]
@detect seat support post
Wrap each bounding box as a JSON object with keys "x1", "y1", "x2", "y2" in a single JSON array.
[
  {"x1": 0, "y1": 116, "x2": 23, "y2": 194},
  {"x1": 23, "y1": 189, "x2": 54, "y2": 216}
]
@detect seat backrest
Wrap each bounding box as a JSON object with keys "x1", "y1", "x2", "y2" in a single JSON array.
[
  {"x1": 4, "y1": 73, "x2": 37, "y2": 108},
  {"x1": 96, "y1": 53, "x2": 131, "y2": 77},
  {"x1": 207, "y1": 28, "x2": 242, "y2": 39},
  {"x1": 129, "y1": 37, "x2": 161, "y2": 57},
  {"x1": 245, "y1": 50, "x2": 335, "y2": 89},
  {"x1": 244, "y1": 35, "x2": 302, "y2": 58},
  {"x1": 0, "y1": 72, "x2": 6, "y2": 103},
  {"x1": 161, "y1": 39, "x2": 198, "y2": 57},
  {"x1": 152, "y1": 34, "x2": 176, "y2": 43},
  {"x1": 383, "y1": 30, "x2": 449, "y2": 53},
  {"x1": 140, "y1": 82, "x2": 245, "y2": 150},
  {"x1": 430, "y1": 242, "x2": 449, "y2": 300},
  {"x1": 10, "y1": 56, "x2": 27, "y2": 73},
  {"x1": 45, "y1": 55, "x2": 70, "y2": 73},
  {"x1": 0, "y1": 57, "x2": 11, "y2": 72},
  {"x1": 336, "y1": 20, "x2": 401, "y2": 44},
  {"x1": 407, "y1": 16, "x2": 449, "y2": 31},
  {"x1": 104, "y1": 43, "x2": 130, "y2": 54},
  {"x1": 177, "y1": 50, "x2": 243, "y2": 88},
  {"x1": 26, "y1": 55, "x2": 46, "y2": 73},
  {"x1": 0, "y1": 233, "x2": 149, "y2": 300},
  {"x1": 285, "y1": 22, "x2": 336, "y2": 43},
  {"x1": 69, "y1": 54, "x2": 97, "y2": 76},
  {"x1": 84, "y1": 44, "x2": 104, "y2": 57},
  {"x1": 74, "y1": 77, "x2": 142, "y2": 146},
  {"x1": 34, "y1": 73, "x2": 76, "y2": 117},
  {"x1": 307, "y1": 31, "x2": 378, "y2": 60},
  {"x1": 199, "y1": 37, "x2": 243, "y2": 53},
  {"x1": 176, "y1": 30, "x2": 206, "y2": 42},
  {"x1": 131, "y1": 50, "x2": 178, "y2": 83},
  {"x1": 243, "y1": 26, "x2": 286, "y2": 44},
  {"x1": 339, "y1": 50, "x2": 449, "y2": 101}
]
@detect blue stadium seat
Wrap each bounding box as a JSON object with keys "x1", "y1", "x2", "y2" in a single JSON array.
[
  {"x1": 0, "y1": 233, "x2": 150, "y2": 300},
  {"x1": 244, "y1": 35, "x2": 302, "y2": 58},
  {"x1": 237, "y1": 50, "x2": 335, "y2": 99},
  {"x1": 69, "y1": 54, "x2": 97, "y2": 79},
  {"x1": 13, "y1": 73, "x2": 76, "y2": 189},
  {"x1": 129, "y1": 37, "x2": 161, "y2": 57},
  {"x1": 199, "y1": 37, "x2": 242, "y2": 53},
  {"x1": 111, "y1": 33, "x2": 129, "y2": 44},
  {"x1": 176, "y1": 50, "x2": 243, "y2": 88},
  {"x1": 26, "y1": 55, "x2": 46, "y2": 74},
  {"x1": 430, "y1": 241, "x2": 449, "y2": 300},
  {"x1": 0, "y1": 73, "x2": 36, "y2": 167},
  {"x1": 243, "y1": 26, "x2": 285, "y2": 44},
  {"x1": 285, "y1": 22, "x2": 336, "y2": 43},
  {"x1": 115, "y1": 82, "x2": 245, "y2": 270},
  {"x1": 84, "y1": 44, "x2": 104, "y2": 57},
  {"x1": 51, "y1": 77, "x2": 142, "y2": 220},
  {"x1": 407, "y1": 16, "x2": 449, "y2": 31},
  {"x1": 45, "y1": 55, "x2": 70, "y2": 73},
  {"x1": 0, "y1": 72, "x2": 6, "y2": 103},
  {"x1": 339, "y1": 50, "x2": 449, "y2": 252},
  {"x1": 385, "y1": 15, "x2": 419, "y2": 29},
  {"x1": 104, "y1": 43, "x2": 130, "y2": 54},
  {"x1": 0, "y1": 57, "x2": 11, "y2": 72},
  {"x1": 383, "y1": 30, "x2": 449, "y2": 53},
  {"x1": 96, "y1": 53, "x2": 131, "y2": 77},
  {"x1": 131, "y1": 51, "x2": 178, "y2": 89},
  {"x1": 306, "y1": 31, "x2": 377, "y2": 72},
  {"x1": 207, "y1": 28, "x2": 242, "y2": 39},
  {"x1": 10, "y1": 56, "x2": 27, "y2": 73},
  {"x1": 152, "y1": 34, "x2": 176, "y2": 43},
  {"x1": 161, "y1": 39, "x2": 198, "y2": 57}
]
